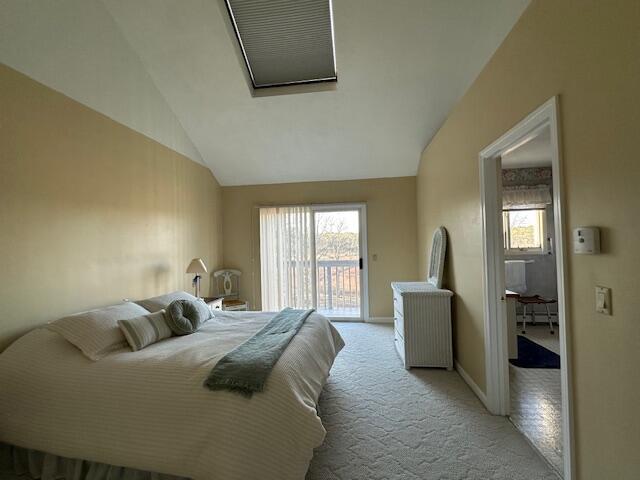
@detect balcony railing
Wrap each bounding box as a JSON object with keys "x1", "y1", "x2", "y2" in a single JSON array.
[
  {"x1": 282, "y1": 259, "x2": 361, "y2": 317},
  {"x1": 316, "y1": 259, "x2": 360, "y2": 317}
]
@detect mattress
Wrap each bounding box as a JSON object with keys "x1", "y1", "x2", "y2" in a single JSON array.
[{"x1": 0, "y1": 311, "x2": 344, "y2": 480}]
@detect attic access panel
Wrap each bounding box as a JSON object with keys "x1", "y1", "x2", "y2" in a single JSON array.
[{"x1": 225, "y1": 0, "x2": 337, "y2": 89}]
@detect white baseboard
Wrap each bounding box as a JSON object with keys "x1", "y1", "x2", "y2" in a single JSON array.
[
  {"x1": 455, "y1": 360, "x2": 490, "y2": 411},
  {"x1": 366, "y1": 317, "x2": 393, "y2": 324}
]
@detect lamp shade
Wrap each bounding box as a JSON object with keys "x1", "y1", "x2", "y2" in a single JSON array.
[{"x1": 186, "y1": 258, "x2": 207, "y2": 274}]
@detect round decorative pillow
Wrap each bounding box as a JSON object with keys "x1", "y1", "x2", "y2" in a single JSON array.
[{"x1": 166, "y1": 299, "x2": 212, "y2": 335}]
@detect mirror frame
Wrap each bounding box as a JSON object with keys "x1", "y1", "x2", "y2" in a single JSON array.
[{"x1": 427, "y1": 227, "x2": 447, "y2": 288}]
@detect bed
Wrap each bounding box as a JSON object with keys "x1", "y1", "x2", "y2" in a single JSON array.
[{"x1": 0, "y1": 309, "x2": 344, "y2": 480}]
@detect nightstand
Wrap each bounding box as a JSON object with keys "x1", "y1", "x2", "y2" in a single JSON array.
[
  {"x1": 222, "y1": 298, "x2": 248, "y2": 311},
  {"x1": 202, "y1": 297, "x2": 223, "y2": 312}
]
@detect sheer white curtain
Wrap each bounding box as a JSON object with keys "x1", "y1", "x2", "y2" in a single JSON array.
[{"x1": 260, "y1": 206, "x2": 314, "y2": 311}]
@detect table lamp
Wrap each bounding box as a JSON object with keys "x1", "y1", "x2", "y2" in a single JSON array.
[{"x1": 186, "y1": 258, "x2": 207, "y2": 298}]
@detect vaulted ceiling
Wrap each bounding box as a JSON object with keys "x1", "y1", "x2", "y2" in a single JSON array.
[{"x1": 1, "y1": 0, "x2": 530, "y2": 185}]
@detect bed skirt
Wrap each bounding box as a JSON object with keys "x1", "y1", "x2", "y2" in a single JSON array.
[{"x1": 0, "y1": 443, "x2": 188, "y2": 480}]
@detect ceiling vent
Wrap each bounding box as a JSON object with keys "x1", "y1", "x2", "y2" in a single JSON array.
[{"x1": 225, "y1": 0, "x2": 337, "y2": 89}]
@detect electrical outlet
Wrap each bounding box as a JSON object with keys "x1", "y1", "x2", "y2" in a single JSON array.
[{"x1": 595, "y1": 286, "x2": 611, "y2": 315}]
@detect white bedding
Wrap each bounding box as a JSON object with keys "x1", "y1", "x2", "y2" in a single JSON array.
[{"x1": 0, "y1": 311, "x2": 344, "y2": 480}]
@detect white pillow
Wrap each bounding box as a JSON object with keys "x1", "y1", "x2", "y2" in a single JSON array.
[
  {"x1": 48, "y1": 302, "x2": 151, "y2": 360},
  {"x1": 135, "y1": 291, "x2": 198, "y2": 313}
]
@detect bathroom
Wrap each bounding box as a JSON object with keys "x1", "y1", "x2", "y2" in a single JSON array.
[{"x1": 501, "y1": 126, "x2": 563, "y2": 474}]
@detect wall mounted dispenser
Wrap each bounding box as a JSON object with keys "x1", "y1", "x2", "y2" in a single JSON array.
[{"x1": 573, "y1": 226, "x2": 600, "y2": 254}]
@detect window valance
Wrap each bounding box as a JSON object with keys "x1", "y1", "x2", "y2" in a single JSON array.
[{"x1": 503, "y1": 184, "x2": 551, "y2": 210}]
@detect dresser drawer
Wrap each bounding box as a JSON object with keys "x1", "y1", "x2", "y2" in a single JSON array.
[
  {"x1": 394, "y1": 328, "x2": 405, "y2": 364},
  {"x1": 393, "y1": 289, "x2": 403, "y2": 315},
  {"x1": 394, "y1": 311, "x2": 404, "y2": 337}
]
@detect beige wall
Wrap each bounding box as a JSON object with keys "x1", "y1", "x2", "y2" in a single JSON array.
[
  {"x1": 222, "y1": 177, "x2": 418, "y2": 318},
  {"x1": 0, "y1": 64, "x2": 223, "y2": 350},
  {"x1": 416, "y1": 1, "x2": 639, "y2": 478}
]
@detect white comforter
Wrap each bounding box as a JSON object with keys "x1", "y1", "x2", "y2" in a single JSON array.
[{"x1": 0, "y1": 311, "x2": 344, "y2": 480}]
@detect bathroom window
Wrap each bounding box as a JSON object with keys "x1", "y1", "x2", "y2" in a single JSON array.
[{"x1": 503, "y1": 209, "x2": 547, "y2": 254}]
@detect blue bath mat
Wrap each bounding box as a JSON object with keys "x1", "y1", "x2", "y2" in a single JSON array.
[{"x1": 509, "y1": 335, "x2": 560, "y2": 369}]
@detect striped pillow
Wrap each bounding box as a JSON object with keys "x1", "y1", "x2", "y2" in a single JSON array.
[
  {"x1": 48, "y1": 302, "x2": 150, "y2": 360},
  {"x1": 118, "y1": 310, "x2": 173, "y2": 351}
]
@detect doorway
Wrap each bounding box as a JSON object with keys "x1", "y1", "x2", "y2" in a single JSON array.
[
  {"x1": 478, "y1": 98, "x2": 573, "y2": 478},
  {"x1": 259, "y1": 203, "x2": 368, "y2": 321},
  {"x1": 313, "y1": 204, "x2": 368, "y2": 320}
]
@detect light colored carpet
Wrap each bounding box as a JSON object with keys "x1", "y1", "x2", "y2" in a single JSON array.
[{"x1": 306, "y1": 323, "x2": 559, "y2": 480}]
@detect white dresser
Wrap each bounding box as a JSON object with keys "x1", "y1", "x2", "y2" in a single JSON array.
[{"x1": 391, "y1": 282, "x2": 454, "y2": 370}]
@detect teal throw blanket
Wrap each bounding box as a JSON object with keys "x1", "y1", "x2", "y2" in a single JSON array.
[{"x1": 204, "y1": 308, "x2": 314, "y2": 397}]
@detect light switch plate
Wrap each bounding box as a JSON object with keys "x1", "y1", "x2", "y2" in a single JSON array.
[{"x1": 595, "y1": 286, "x2": 611, "y2": 315}]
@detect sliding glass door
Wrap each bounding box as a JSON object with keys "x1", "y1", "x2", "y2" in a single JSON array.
[
  {"x1": 313, "y1": 206, "x2": 364, "y2": 319},
  {"x1": 259, "y1": 203, "x2": 367, "y2": 320}
]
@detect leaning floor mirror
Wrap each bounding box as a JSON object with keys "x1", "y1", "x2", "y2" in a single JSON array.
[{"x1": 427, "y1": 227, "x2": 447, "y2": 288}]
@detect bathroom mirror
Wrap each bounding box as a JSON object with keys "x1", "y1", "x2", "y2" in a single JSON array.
[{"x1": 427, "y1": 227, "x2": 447, "y2": 288}]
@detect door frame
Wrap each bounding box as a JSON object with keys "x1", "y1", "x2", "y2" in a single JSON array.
[
  {"x1": 310, "y1": 202, "x2": 369, "y2": 322},
  {"x1": 478, "y1": 97, "x2": 574, "y2": 478}
]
